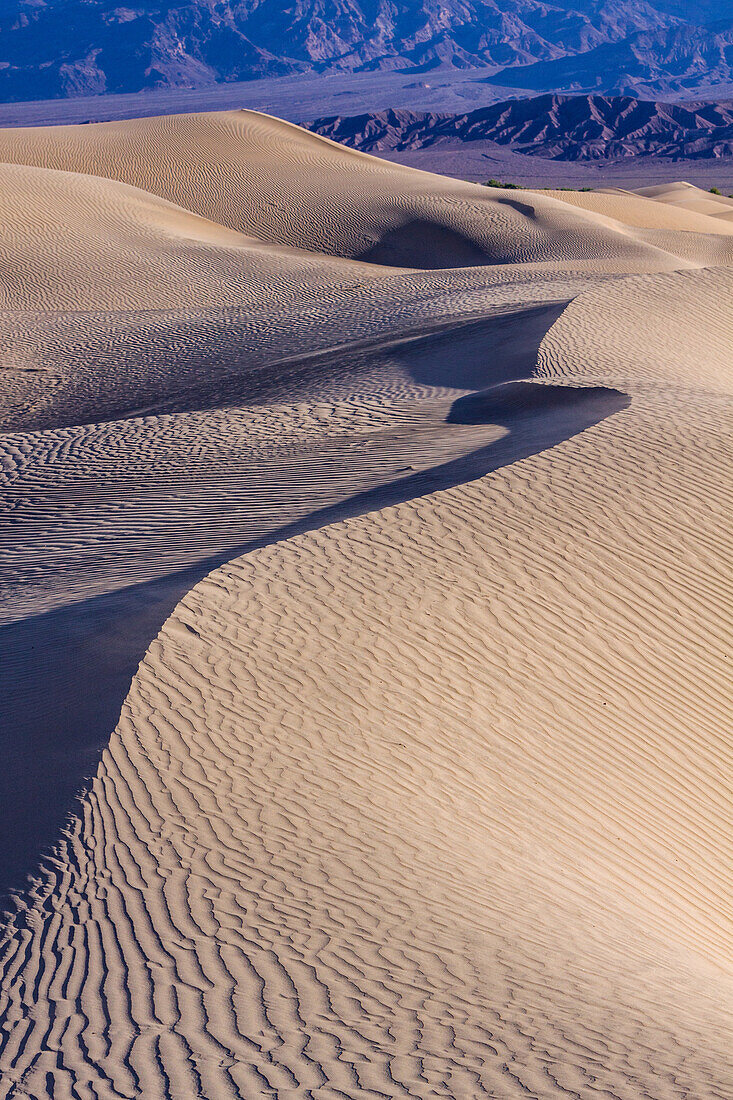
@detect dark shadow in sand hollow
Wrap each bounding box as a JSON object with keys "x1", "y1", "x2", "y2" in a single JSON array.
[
  {"x1": 0, "y1": 379, "x2": 628, "y2": 906},
  {"x1": 355, "y1": 220, "x2": 496, "y2": 268}
]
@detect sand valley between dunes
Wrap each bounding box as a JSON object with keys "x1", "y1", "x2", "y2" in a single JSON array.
[{"x1": 0, "y1": 111, "x2": 731, "y2": 1099}]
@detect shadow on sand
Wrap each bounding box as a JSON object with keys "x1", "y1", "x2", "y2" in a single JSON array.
[{"x1": 0, "y1": 377, "x2": 628, "y2": 904}]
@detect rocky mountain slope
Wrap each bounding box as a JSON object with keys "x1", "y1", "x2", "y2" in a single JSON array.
[
  {"x1": 0, "y1": 0, "x2": 731, "y2": 103},
  {"x1": 310, "y1": 93, "x2": 733, "y2": 160},
  {"x1": 494, "y1": 19, "x2": 733, "y2": 96}
]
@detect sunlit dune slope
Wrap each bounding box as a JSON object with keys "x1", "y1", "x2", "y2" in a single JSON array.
[
  {"x1": 2, "y1": 263, "x2": 732, "y2": 1098},
  {"x1": 0, "y1": 109, "x2": 732, "y2": 1100},
  {"x1": 543, "y1": 184, "x2": 733, "y2": 237},
  {"x1": 0, "y1": 109, "x2": 706, "y2": 271},
  {"x1": 539, "y1": 264, "x2": 733, "y2": 393}
]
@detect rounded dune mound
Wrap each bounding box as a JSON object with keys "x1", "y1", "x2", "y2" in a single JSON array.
[
  {"x1": 0, "y1": 159, "x2": 384, "y2": 313},
  {"x1": 0, "y1": 110, "x2": 697, "y2": 272},
  {"x1": 538, "y1": 265, "x2": 733, "y2": 393},
  {"x1": 545, "y1": 186, "x2": 733, "y2": 235},
  {"x1": 633, "y1": 181, "x2": 733, "y2": 219}
]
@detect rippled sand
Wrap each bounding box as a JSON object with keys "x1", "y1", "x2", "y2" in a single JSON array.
[{"x1": 1, "y1": 111, "x2": 731, "y2": 1099}]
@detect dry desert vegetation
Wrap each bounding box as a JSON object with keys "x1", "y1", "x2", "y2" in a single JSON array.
[{"x1": 0, "y1": 111, "x2": 731, "y2": 1099}]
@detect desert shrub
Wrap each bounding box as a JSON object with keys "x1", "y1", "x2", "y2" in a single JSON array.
[{"x1": 483, "y1": 179, "x2": 523, "y2": 189}]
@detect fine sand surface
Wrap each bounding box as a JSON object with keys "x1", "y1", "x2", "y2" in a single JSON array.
[
  {"x1": 0, "y1": 111, "x2": 732, "y2": 1098},
  {"x1": 634, "y1": 181, "x2": 733, "y2": 220},
  {"x1": 543, "y1": 184, "x2": 733, "y2": 236}
]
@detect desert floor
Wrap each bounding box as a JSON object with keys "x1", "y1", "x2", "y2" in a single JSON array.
[{"x1": 0, "y1": 112, "x2": 731, "y2": 1098}]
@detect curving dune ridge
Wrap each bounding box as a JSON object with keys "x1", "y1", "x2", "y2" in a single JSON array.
[{"x1": 0, "y1": 110, "x2": 732, "y2": 1099}]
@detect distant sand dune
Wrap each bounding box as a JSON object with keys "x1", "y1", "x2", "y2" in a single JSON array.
[
  {"x1": 635, "y1": 181, "x2": 733, "y2": 216},
  {"x1": 548, "y1": 184, "x2": 733, "y2": 235},
  {"x1": 0, "y1": 110, "x2": 731, "y2": 1098}
]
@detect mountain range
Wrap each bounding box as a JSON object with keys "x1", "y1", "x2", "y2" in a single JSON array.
[
  {"x1": 493, "y1": 20, "x2": 733, "y2": 96},
  {"x1": 310, "y1": 93, "x2": 733, "y2": 161},
  {"x1": 0, "y1": 0, "x2": 732, "y2": 103}
]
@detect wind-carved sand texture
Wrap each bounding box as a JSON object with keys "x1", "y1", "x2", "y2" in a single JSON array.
[{"x1": 0, "y1": 111, "x2": 731, "y2": 1099}]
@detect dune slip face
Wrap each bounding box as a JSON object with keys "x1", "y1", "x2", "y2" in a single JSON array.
[{"x1": 0, "y1": 110, "x2": 732, "y2": 1099}]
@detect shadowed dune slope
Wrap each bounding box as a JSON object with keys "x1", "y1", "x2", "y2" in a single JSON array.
[{"x1": 0, "y1": 111, "x2": 732, "y2": 1099}]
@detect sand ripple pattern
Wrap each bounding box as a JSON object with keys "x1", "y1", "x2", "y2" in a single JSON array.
[
  {"x1": 1, "y1": 112, "x2": 732, "y2": 1098},
  {"x1": 0, "y1": 110, "x2": 716, "y2": 272},
  {"x1": 2, "y1": 338, "x2": 733, "y2": 1096}
]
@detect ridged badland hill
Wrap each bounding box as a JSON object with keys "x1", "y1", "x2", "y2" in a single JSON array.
[{"x1": 310, "y1": 93, "x2": 733, "y2": 161}]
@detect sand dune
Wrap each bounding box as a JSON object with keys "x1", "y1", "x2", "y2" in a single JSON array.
[
  {"x1": 0, "y1": 109, "x2": 716, "y2": 270},
  {"x1": 544, "y1": 184, "x2": 733, "y2": 236},
  {"x1": 634, "y1": 180, "x2": 733, "y2": 217},
  {"x1": 0, "y1": 110, "x2": 728, "y2": 435},
  {"x1": 0, "y1": 110, "x2": 732, "y2": 1099},
  {"x1": 0, "y1": 159, "x2": 392, "y2": 315}
]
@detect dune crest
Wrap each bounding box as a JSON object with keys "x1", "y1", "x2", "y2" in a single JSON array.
[{"x1": 0, "y1": 110, "x2": 731, "y2": 1098}]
